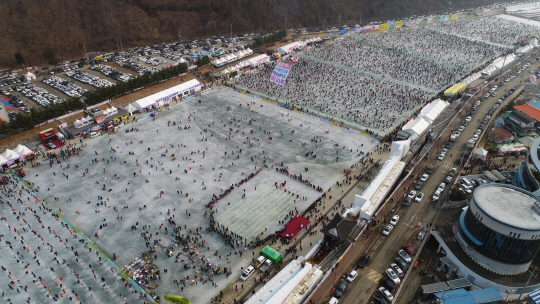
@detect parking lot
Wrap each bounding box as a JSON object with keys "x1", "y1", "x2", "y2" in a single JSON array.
[{"x1": 0, "y1": 35, "x2": 254, "y2": 118}]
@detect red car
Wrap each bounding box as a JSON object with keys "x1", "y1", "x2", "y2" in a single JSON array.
[{"x1": 403, "y1": 244, "x2": 414, "y2": 256}]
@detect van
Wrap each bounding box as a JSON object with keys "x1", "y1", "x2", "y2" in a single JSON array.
[
  {"x1": 461, "y1": 178, "x2": 472, "y2": 188},
  {"x1": 89, "y1": 132, "x2": 99, "y2": 138},
  {"x1": 240, "y1": 266, "x2": 255, "y2": 281}
]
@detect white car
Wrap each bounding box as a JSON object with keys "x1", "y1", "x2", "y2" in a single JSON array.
[
  {"x1": 461, "y1": 184, "x2": 472, "y2": 194},
  {"x1": 398, "y1": 249, "x2": 412, "y2": 263},
  {"x1": 420, "y1": 174, "x2": 429, "y2": 182},
  {"x1": 415, "y1": 192, "x2": 424, "y2": 202},
  {"x1": 378, "y1": 286, "x2": 394, "y2": 302},
  {"x1": 390, "y1": 215, "x2": 399, "y2": 225},
  {"x1": 382, "y1": 224, "x2": 393, "y2": 236},
  {"x1": 438, "y1": 153, "x2": 445, "y2": 161},
  {"x1": 438, "y1": 182, "x2": 446, "y2": 192},
  {"x1": 458, "y1": 126, "x2": 465, "y2": 132},
  {"x1": 386, "y1": 268, "x2": 400, "y2": 284},
  {"x1": 407, "y1": 190, "x2": 416, "y2": 199},
  {"x1": 465, "y1": 116, "x2": 472, "y2": 122},
  {"x1": 240, "y1": 266, "x2": 255, "y2": 281},
  {"x1": 346, "y1": 270, "x2": 358, "y2": 283},
  {"x1": 432, "y1": 190, "x2": 441, "y2": 201},
  {"x1": 391, "y1": 263, "x2": 404, "y2": 277}
]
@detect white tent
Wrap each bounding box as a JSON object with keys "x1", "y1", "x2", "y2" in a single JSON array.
[
  {"x1": 418, "y1": 99, "x2": 449, "y2": 124},
  {"x1": 13, "y1": 144, "x2": 33, "y2": 157},
  {"x1": 402, "y1": 117, "x2": 430, "y2": 141},
  {"x1": 472, "y1": 147, "x2": 488, "y2": 160},
  {"x1": 124, "y1": 103, "x2": 138, "y2": 115},
  {"x1": 1, "y1": 149, "x2": 21, "y2": 163},
  {"x1": 276, "y1": 41, "x2": 304, "y2": 54},
  {"x1": 247, "y1": 54, "x2": 270, "y2": 67},
  {"x1": 244, "y1": 48, "x2": 253, "y2": 55},
  {"x1": 132, "y1": 79, "x2": 202, "y2": 112},
  {"x1": 0, "y1": 155, "x2": 9, "y2": 166},
  {"x1": 24, "y1": 71, "x2": 36, "y2": 81}
]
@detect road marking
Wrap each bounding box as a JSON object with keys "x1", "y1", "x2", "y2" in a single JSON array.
[{"x1": 366, "y1": 270, "x2": 383, "y2": 284}]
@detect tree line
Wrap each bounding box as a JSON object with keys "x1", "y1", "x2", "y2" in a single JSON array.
[
  {"x1": 0, "y1": 63, "x2": 188, "y2": 135},
  {"x1": 246, "y1": 30, "x2": 287, "y2": 49}
]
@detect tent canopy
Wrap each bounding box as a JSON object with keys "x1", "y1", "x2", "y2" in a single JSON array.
[
  {"x1": 473, "y1": 147, "x2": 488, "y2": 159},
  {"x1": 261, "y1": 246, "x2": 282, "y2": 264},
  {"x1": 13, "y1": 144, "x2": 33, "y2": 156}
]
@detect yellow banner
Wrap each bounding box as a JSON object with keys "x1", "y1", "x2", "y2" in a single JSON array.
[
  {"x1": 451, "y1": 14, "x2": 458, "y2": 20},
  {"x1": 379, "y1": 23, "x2": 388, "y2": 31},
  {"x1": 293, "y1": 109, "x2": 302, "y2": 113},
  {"x1": 395, "y1": 21, "x2": 403, "y2": 29}
]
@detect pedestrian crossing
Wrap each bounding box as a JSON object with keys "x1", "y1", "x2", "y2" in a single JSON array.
[
  {"x1": 367, "y1": 269, "x2": 383, "y2": 284},
  {"x1": 441, "y1": 161, "x2": 454, "y2": 170},
  {"x1": 443, "y1": 237, "x2": 456, "y2": 243}
]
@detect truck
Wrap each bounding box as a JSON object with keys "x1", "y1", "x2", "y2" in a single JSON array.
[
  {"x1": 466, "y1": 139, "x2": 476, "y2": 149},
  {"x1": 253, "y1": 256, "x2": 266, "y2": 269},
  {"x1": 259, "y1": 259, "x2": 272, "y2": 272}
]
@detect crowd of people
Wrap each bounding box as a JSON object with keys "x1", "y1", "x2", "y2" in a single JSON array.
[
  {"x1": 234, "y1": 59, "x2": 427, "y2": 131},
  {"x1": 0, "y1": 175, "x2": 144, "y2": 304},
  {"x1": 432, "y1": 16, "x2": 540, "y2": 46},
  {"x1": 304, "y1": 39, "x2": 462, "y2": 90},
  {"x1": 359, "y1": 27, "x2": 506, "y2": 69}
]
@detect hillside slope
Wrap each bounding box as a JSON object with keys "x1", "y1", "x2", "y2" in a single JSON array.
[{"x1": 0, "y1": 0, "x2": 503, "y2": 67}]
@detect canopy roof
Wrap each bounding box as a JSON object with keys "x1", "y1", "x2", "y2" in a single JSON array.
[
  {"x1": 1, "y1": 149, "x2": 21, "y2": 163},
  {"x1": 13, "y1": 144, "x2": 33, "y2": 156},
  {"x1": 132, "y1": 79, "x2": 201, "y2": 110}
]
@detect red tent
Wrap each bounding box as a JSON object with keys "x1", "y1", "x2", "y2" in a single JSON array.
[{"x1": 279, "y1": 215, "x2": 310, "y2": 241}]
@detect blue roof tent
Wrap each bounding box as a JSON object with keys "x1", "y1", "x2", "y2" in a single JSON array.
[
  {"x1": 199, "y1": 51, "x2": 211, "y2": 57},
  {"x1": 436, "y1": 288, "x2": 503, "y2": 304},
  {"x1": 435, "y1": 289, "x2": 474, "y2": 304},
  {"x1": 529, "y1": 288, "x2": 540, "y2": 304},
  {"x1": 469, "y1": 288, "x2": 503, "y2": 303}
]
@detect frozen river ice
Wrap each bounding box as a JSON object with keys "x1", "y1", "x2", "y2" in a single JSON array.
[{"x1": 18, "y1": 87, "x2": 377, "y2": 303}]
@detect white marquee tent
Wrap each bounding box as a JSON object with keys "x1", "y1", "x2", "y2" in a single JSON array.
[
  {"x1": 1, "y1": 149, "x2": 21, "y2": 164},
  {"x1": 131, "y1": 79, "x2": 202, "y2": 112},
  {"x1": 13, "y1": 144, "x2": 33, "y2": 157}
]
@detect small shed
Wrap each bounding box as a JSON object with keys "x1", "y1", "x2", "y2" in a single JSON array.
[{"x1": 261, "y1": 246, "x2": 281, "y2": 264}]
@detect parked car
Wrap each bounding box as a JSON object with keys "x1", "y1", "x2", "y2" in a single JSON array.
[
  {"x1": 432, "y1": 190, "x2": 441, "y2": 201},
  {"x1": 385, "y1": 268, "x2": 400, "y2": 284},
  {"x1": 240, "y1": 266, "x2": 255, "y2": 281},
  {"x1": 420, "y1": 174, "x2": 429, "y2": 182},
  {"x1": 334, "y1": 282, "x2": 348, "y2": 298},
  {"x1": 445, "y1": 175, "x2": 452, "y2": 183},
  {"x1": 391, "y1": 263, "x2": 403, "y2": 277},
  {"x1": 381, "y1": 276, "x2": 396, "y2": 292},
  {"x1": 403, "y1": 244, "x2": 414, "y2": 256},
  {"x1": 407, "y1": 190, "x2": 416, "y2": 199},
  {"x1": 390, "y1": 215, "x2": 399, "y2": 225},
  {"x1": 415, "y1": 182, "x2": 422, "y2": 190},
  {"x1": 47, "y1": 142, "x2": 57, "y2": 149},
  {"x1": 378, "y1": 287, "x2": 394, "y2": 302},
  {"x1": 438, "y1": 183, "x2": 446, "y2": 192},
  {"x1": 346, "y1": 270, "x2": 358, "y2": 283},
  {"x1": 395, "y1": 257, "x2": 408, "y2": 270},
  {"x1": 382, "y1": 224, "x2": 393, "y2": 236},
  {"x1": 373, "y1": 293, "x2": 388, "y2": 304},
  {"x1": 415, "y1": 192, "x2": 424, "y2": 202},
  {"x1": 357, "y1": 253, "x2": 370, "y2": 268}
]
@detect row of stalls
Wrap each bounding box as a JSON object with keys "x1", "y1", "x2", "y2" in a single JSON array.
[
  {"x1": 0, "y1": 144, "x2": 35, "y2": 170},
  {"x1": 220, "y1": 54, "x2": 271, "y2": 76},
  {"x1": 461, "y1": 38, "x2": 538, "y2": 85},
  {"x1": 211, "y1": 48, "x2": 254, "y2": 68},
  {"x1": 401, "y1": 99, "x2": 450, "y2": 141},
  {"x1": 62, "y1": 105, "x2": 130, "y2": 139},
  {"x1": 275, "y1": 37, "x2": 322, "y2": 55},
  {"x1": 130, "y1": 79, "x2": 202, "y2": 113}
]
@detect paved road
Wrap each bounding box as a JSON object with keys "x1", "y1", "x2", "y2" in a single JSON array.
[{"x1": 336, "y1": 51, "x2": 540, "y2": 304}]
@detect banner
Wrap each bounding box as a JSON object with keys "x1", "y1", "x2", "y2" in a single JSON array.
[
  {"x1": 364, "y1": 24, "x2": 379, "y2": 32},
  {"x1": 270, "y1": 62, "x2": 292, "y2": 86},
  {"x1": 450, "y1": 14, "x2": 458, "y2": 20},
  {"x1": 388, "y1": 22, "x2": 395, "y2": 30},
  {"x1": 379, "y1": 23, "x2": 388, "y2": 31},
  {"x1": 444, "y1": 15, "x2": 450, "y2": 21},
  {"x1": 439, "y1": 15, "x2": 445, "y2": 23},
  {"x1": 426, "y1": 16, "x2": 434, "y2": 24},
  {"x1": 338, "y1": 28, "x2": 348, "y2": 35},
  {"x1": 405, "y1": 19, "x2": 420, "y2": 27},
  {"x1": 395, "y1": 21, "x2": 403, "y2": 29},
  {"x1": 355, "y1": 26, "x2": 364, "y2": 34}
]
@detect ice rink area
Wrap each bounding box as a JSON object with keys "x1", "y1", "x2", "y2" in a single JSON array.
[{"x1": 17, "y1": 87, "x2": 377, "y2": 303}]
